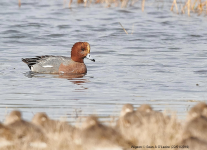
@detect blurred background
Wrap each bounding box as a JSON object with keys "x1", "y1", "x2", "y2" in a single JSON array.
[{"x1": 0, "y1": 0, "x2": 207, "y2": 123}]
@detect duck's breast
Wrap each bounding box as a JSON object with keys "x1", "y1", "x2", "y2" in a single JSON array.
[{"x1": 58, "y1": 60, "x2": 87, "y2": 74}]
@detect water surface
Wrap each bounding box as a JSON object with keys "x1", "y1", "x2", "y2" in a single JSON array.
[{"x1": 0, "y1": 0, "x2": 207, "y2": 122}]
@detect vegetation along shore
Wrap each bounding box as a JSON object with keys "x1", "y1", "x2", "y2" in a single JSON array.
[{"x1": 1, "y1": 102, "x2": 207, "y2": 150}]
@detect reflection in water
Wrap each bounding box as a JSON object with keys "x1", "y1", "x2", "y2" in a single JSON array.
[
  {"x1": 194, "y1": 70, "x2": 207, "y2": 75},
  {"x1": 59, "y1": 73, "x2": 89, "y2": 86},
  {"x1": 24, "y1": 71, "x2": 88, "y2": 86},
  {"x1": 58, "y1": 73, "x2": 85, "y2": 79}
]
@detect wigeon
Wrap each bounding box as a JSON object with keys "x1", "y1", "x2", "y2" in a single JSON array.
[{"x1": 22, "y1": 42, "x2": 95, "y2": 74}]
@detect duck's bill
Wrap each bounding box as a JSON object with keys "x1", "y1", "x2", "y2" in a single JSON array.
[{"x1": 86, "y1": 53, "x2": 95, "y2": 62}]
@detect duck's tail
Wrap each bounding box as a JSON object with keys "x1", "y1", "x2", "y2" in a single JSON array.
[{"x1": 22, "y1": 58, "x2": 37, "y2": 70}]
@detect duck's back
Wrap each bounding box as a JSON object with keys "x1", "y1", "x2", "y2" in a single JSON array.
[{"x1": 22, "y1": 56, "x2": 71, "y2": 74}]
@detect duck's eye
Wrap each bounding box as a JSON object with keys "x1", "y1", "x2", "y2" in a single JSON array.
[{"x1": 81, "y1": 48, "x2": 85, "y2": 51}]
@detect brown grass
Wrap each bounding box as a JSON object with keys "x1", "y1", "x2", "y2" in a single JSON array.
[
  {"x1": 119, "y1": 22, "x2": 128, "y2": 34},
  {"x1": 16, "y1": 0, "x2": 207, "y2": 15},
  {"x1": 18, "y1": 0, "x2": 21, "y2": 7},
  {"x1": 171, "y1": 0, "x2": 207, "y2": 16},
  {"x1": 2, "y1": 102, "x2": 207, "y2": 150}
]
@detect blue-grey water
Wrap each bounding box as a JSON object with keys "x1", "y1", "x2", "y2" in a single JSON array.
[{"x1": 0, "y1": 0, "x2": 207, "y2": 122}]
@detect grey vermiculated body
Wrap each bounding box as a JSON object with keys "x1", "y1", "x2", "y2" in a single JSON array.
[{"x1": 23, "y1": 56, "x2": 71, "y2": 74}]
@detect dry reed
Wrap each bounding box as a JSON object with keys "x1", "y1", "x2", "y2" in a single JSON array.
[
  {"x1": 171, "y1": 0, "x2": 178, "y2": 13},
  {"x1": 16, "y1": 0, "x2": 207, "y2": 15},
  {"x1": 171, "y1": 0, "x2": 207, "y2": 16},
  {"x1": 69, "y1": 0, "x2": 73, "y2": 8},
  {"x1": 1, "y1": 102, "x2": 207, "y2": 150},
  {"x1": 142, "y1": 0, "x2": 145, "y2": 11},
  {"x1": 119, "y1": 22, "x2": 128, "y2": 34},
  {"x1": 18, "y1": 0, "x2": 21, "y2": 7}
]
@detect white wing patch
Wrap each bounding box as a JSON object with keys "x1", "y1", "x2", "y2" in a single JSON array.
[{"x1": 43, "y1": 65, "x2": 53, "y2": 68}]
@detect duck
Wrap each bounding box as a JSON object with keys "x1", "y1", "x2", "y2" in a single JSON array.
[{"x1": 22, "y1": 42, "x2": 95, "y2": 74}]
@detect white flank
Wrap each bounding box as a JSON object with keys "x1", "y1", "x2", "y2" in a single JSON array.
[
  {"x1": 43, "y1": 65, "x2": 53, "y2": 68},
  {"x1": 31, "y1": 66, "x2": 34, "y2": 71}
]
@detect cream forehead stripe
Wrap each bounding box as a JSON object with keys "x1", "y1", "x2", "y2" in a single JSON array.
[{"x1": 87, "y1": 44, "x2": 90, "y2": 53}]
